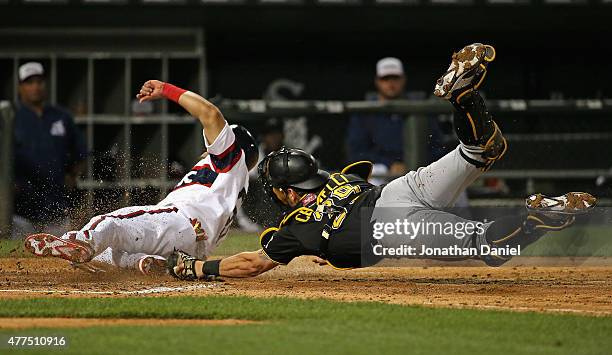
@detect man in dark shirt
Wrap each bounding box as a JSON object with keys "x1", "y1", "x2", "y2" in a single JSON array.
[
  {"x1": 347, "y1": 57, "x2": 444, "y2": 183},
  {"x1": 12, "y1": 62, "x2": 87, "y2": 238},
  {"x1": 347, "y1": 57, "x2": 407, "y2": 180}
]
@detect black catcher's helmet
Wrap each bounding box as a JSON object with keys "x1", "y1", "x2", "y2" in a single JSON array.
[
  {"x1": 258, "y1": 147, "x2": 329, "y2": 203},
  {"x1": 231, "y1": 124, "x2": 259, "y2": 171}
]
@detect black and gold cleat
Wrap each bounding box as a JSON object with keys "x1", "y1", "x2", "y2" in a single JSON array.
[
  {"x1": 524, "y1": 192, "x2": 596, "y2": 232},
  {"x1": 434, "y1": 43, "x2": 496, "y2": 101}
]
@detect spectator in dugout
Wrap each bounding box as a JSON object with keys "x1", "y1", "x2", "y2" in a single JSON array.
[
  {"x1": 347, "y1": 57, "x2": 444, "y2": 185},
  {"x1": 12, "y1": 62, "x2": 87, "y2": 239}
]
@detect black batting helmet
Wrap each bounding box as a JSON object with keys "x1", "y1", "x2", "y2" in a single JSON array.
[
  {"x1": 231, "y1": 124, "x2": 259, "y2": 171},
  {"x1": 258, "y1": 147, "x2": 329, "y2": 199}
]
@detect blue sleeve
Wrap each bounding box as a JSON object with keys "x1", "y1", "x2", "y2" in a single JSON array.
[{"x1": 346, "y1": 115, "x2": 384, "y2": 164}]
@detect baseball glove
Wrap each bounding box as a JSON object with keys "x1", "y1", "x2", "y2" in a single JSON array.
[{"x1": 167, "y1": 250, "x2": 199, "y2": 281}]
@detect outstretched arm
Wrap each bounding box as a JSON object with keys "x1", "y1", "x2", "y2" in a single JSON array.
[
  {"x1": 198, "y1": 250, "x2": 278, "y2": 278},
  {"x1": 169, "y1": 249, "x2": 279, "y2": 280},
  {"x1": 137, "y1": 80, "x2": 226, "y2": 144}
]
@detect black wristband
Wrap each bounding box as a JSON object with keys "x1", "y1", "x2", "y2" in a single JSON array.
[{"x1": 202, "y1": 259, "x2": 221, "y2": 276}]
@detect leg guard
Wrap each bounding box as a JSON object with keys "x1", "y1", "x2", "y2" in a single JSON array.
[{"x1": 453, "y1": 91, "x2": 507, "y2": 171}]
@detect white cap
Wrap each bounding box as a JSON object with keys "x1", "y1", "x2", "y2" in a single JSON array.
[
  {"x1": 19, "y1": 62, "x2": 44, "y2": 82},
  {"x1": 376, "y1": 57, "x2": 404, "y2": 77}
]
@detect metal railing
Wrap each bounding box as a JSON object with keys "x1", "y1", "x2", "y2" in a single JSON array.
[
  {"x1": 0, "y1": 101, "x2": 14, "y2": 238},
  {"x1": 214, "y1": 98, "x2": 612, "y2": 116},
  {"x1": 2, "y1": 97, "x2": 611, "y2": 230}
]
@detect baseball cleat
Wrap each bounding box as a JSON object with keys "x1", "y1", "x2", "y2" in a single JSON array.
[
  {"x1": 526, "y1": 192, "x2": 597, "y2": 215},
  {"x1": 138, "y1": 255, "x2": 168, "y2": 276},
  {"x1": 24, "y1": 233, "x2": 94, "y2": 263},
  {"x1": 434, "y1": 43, "x2": 496, "y2": 101},
  {"x1": 523, "y1": 192, "x2": 596, "y2": 233}
]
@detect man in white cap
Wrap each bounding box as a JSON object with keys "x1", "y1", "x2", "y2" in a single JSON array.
[
  {"x1": 12, "y1": 62, "x2": 87, "y2": 239},
  {"x1": 347, "y1": 57, "x2": 446, "y2": 185},
  {"x1": 347, "y1": 57, "x2": 409, "y2": 184},
  {"x1": 375, "y1": 57, "x2": 407, "y2": 99}
]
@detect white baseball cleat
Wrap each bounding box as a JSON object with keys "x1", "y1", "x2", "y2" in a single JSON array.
[
  {"x1": 24, "y1": 233, "x2": 94, "y2": 263},
  {"x1": 434, "y1": 43, "x2": 496, "y2": 100},
  {"x1": 138, "y1": 255, "x2": 168, "y2": 276},
  {"x1": 526, "y1": 192, "x2": 597, "y2": 216}
]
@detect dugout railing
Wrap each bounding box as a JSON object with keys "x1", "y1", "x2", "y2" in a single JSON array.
[
  {"x1": 0, "y1": 28, "x2": 207, "y2": 215},
  {"x1": 0, "y1": 101, "x2": 14, "y2": 238},
  {"x1": 67, "y1": 98, "x2": 612, "y2": 209}
]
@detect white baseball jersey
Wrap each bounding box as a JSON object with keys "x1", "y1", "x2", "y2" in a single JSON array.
[{"x1": 157, "y1": 122, "x2": 250, "y2": 257}]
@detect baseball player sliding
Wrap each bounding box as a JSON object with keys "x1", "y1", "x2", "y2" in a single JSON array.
[
  {"x1": 24, "y1": 80, "x2": 259, "y2": 274},
  {"x1": 167, "y1": 43, "x2": 597, "y2": 280}
]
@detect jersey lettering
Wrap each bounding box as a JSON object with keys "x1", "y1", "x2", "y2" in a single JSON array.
[{"x1": 173, "y1": 164, "x2": 219, "y2": 190}]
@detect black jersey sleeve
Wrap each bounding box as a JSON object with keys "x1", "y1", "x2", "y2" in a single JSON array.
[{"x1": 260, "y1": 226, "x2": 307, "y2": 265}]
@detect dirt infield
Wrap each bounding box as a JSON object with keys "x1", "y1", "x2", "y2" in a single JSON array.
[{"x1": 1, "y1": 257, "x2": 611, "y2": 316}]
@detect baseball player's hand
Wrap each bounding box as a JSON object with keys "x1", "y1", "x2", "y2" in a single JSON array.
[{"x1": 136, "y1": 80, "x2": 165, "y2": 103}]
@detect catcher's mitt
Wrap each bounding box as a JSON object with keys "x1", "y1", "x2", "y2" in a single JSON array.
[{"x1": 167, "y1": 250, "x2": 199, "y2": 281}]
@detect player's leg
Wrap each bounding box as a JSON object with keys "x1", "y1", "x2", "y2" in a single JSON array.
[
  {"x1": 79, "y1": 205, "x2": 199, "y2": 257},
  {"x1": 377, "y1": 43, "x2": 506, "y2": 209},
  {"x1": 375, "y1": 191, "x2": 595, "y2": 266},
  {"x1": 25, "y1": 205, "x2": 197, "y2": 264},
  {"x1": 479, "y1": 192, "x2": 596, "y2": 266}
]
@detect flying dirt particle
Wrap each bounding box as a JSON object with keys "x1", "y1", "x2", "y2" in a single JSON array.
[{"x1": 16, "y1": 262, "x2": 24, "y2": 270}]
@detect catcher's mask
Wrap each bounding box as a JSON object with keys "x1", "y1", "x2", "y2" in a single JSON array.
[
  {"x1": 258, "y1": 147, "x2": 329, "y2": 205},
  {"x1": 231, "y1": 124, "x2": 259, "y2": 171}
]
